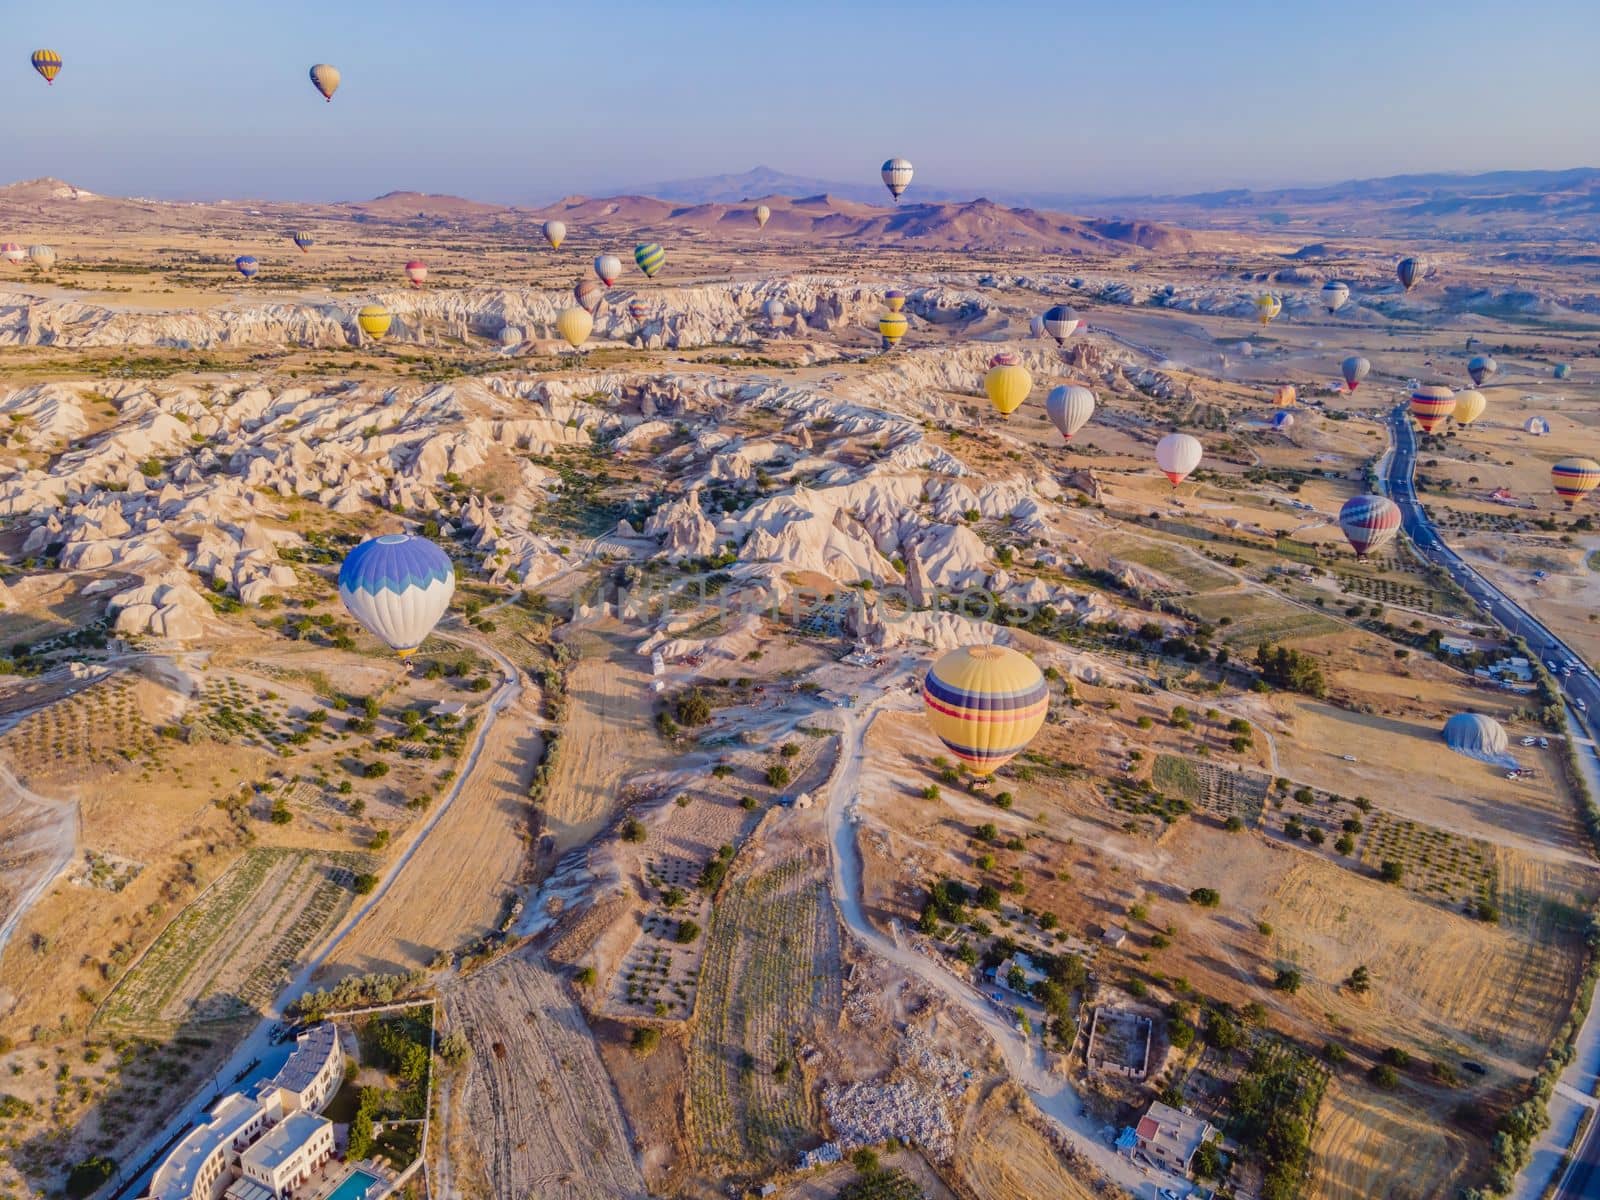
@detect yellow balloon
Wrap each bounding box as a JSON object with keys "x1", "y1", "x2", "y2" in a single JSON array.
[
  {"x1": 357, "y1": 304, "x2": 392, "y2": 340},
  {"x1": 922, "y1": 645, "x2": 1048, "y2": 777},
  {"x1": 1275, "y1": 384, "x2": 1296, "y2": 407},
  {"x1": 983, "y1": 362, "x2": 1033, "y2": 416},
  {"x1": 556, "y1": 305, "x2": 593, "y2": 349},
  {"x1": 878, "y1": 312, "x2": 908, "y2": 346},
  {"x1": 1454, "y1": 389, "x2": 1487, "y2": 425}
]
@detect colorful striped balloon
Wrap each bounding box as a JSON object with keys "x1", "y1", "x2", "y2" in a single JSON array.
[
  {"x1": 1552, "y1": 458, "x2": 1600, "y2": 508},
  {"x1": 338, "y1": 534, "x2": 454, "y2": 657},
  {"x1": 634, "y1": 243, "x2": 665, "y2": 278},
  {"x1": 1409, "y1": 385, "x2": 1456, "y2": 434},
  {"x1": 878, "y1": 312, "x2": 908, "y2": 347},
  {"x1": 1338, "y1": 495, "x2": 1401, "y2": 557},
  {"x1": 0, "y1": 243, "x2": 25, "y2": 264},
  {"x1": 884, "y1": 288, "x2": 906, "y2": 313},
  {"x1": 234, "y1": 256, "x2": 259, "y2": 280},
  {"x1": 404, "y1": 260, "x2": 427, "y2": 287},
  {"x1": 291, "y1": 230, "x2": 314, "y2": 252},
  {"x1": 31, "y1": 50, "x2": 61, "y2": 85},
  {"x1": 922, "y1": 645, "x2": 1048, "y2": 777}
]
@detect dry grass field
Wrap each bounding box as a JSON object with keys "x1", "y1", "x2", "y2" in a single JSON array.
[
  {"x1": 443, "y1": 953, "x2": 649, "y2": 1200},
  {"x1": 950, "y1": 1085, "x2": 1102, "y2": 1200},
  {"x1": 1310, "y1": 1074, "x2": 1477, "y2": 1200}
]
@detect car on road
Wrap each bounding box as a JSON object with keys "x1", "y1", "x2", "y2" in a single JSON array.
[
  {"x1": 1577, "y1": 698, "x2": 1589, "y2": 713},
  {"x1": 1548, "y1": 661, "x2": 1561, "y2": 672},
  {"x1": 1341, "y1": 754, "x2": 1357, "y2": 762},
  {"x1": 1462, "y1": 1060, "x2": 1487, "y2": 1075},
  {"x1": 1522, "y1": 737, "x2": 1539, "y2": 747},
  {"x1": 1540, "y1": 738, "x2": 1550, "y2": 749}
]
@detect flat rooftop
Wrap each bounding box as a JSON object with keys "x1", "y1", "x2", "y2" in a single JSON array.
[
  {"x1": 150, "y1": 1093, "x2": 263, "y2": 1200},
  {"x1": 241, "y1": 1111, "x2": 328, "y2": 1173}
]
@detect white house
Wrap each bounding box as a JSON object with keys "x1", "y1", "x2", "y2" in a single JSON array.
[
  {"x1": 237, "y1": 1112, "x2": 335, "y2": 1199},
  {"x1": 1134, "y1": 1100, "x2": 1214, "y2": 1175}
]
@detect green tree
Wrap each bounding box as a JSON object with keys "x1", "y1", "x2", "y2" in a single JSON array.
[
  {"x1": 1274, "y1": 967, "x2": 1302, "y2": 993},
  {"x1": 630, "y1": 1026, "x2": 660, "y2": 1056},
  {"x1": 1188, "y1": 887, "x2": 1221, "y2": 908},
  {"x1": 674, "y1": 689, "x2": 712, "y2": 726},
  {"x1": 1345, "y1": 965, "x2": 1371, "y2": 994}
]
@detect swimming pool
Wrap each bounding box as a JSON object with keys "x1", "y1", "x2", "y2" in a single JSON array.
[{"x1": 326, "y1": 1168, "x2": 384, "y2": 1200}]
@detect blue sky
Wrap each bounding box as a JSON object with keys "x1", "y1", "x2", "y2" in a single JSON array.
[{"x1": 7, "y1": 0, "x2": 1598, "y2": 203}]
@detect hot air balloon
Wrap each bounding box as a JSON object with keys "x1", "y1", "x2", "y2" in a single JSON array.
[
  {"x1": 1029, "y1": 314, "x2": 1044, "y2": 339},
  {"x1": 1453, "y1": 389, "x2": 1487, "y2": 425},
  {"x1": 1467, "y1": 355, "x2": 1497, "y2": 386},
  {"x1": 291, "y1": 230, "x2": 314, "y2": 252},
  {"x1": 1322, "y1": 281, "x2": 1350, "y2": 313},
  {"x1": 1254, "y1": 294, "x2": 1282, "y2": 326},
  {"x1": 31, "y1": 50, "x2": 61, "y2": 85},
  {"x1": 1397, "y1": 257, "x2": 1424, "y2": 291},
  {"x1": 234, "y1": 256, "x2": 259, "y2": 280},
  {"x1": 338, "y1": 534, "x2": 455, "y2": 657},
  {"x1": 498, "y1": 325, "x2": 521, "y2": 348},
  {"x1": 1341, "y1": 356, "x2": 1371, "y2": 391},
  {"x1": 594, "y1": 254, "x2": 621, "y2": 287},
  {"x1": 556, "y1": 305, "x2": 593, "y2": 349},
  {"x1": 1270, "y1": 410, "x2": 1294, "y2": 431},
  {"x1": 27, "y1": 245, "x2": 55, "y2": 271},
  {"x1": 1041, "y1": 304, "x2": 1080, "y2": 346},
  {"x1": 1155, "y1": 433, "x2": 1203, "y2": 486},
  {"x1": 881, "y1": 157, "x2": 914, "y2": 202},
  {"x1": 1045, "y1": 384, "x2": 1095, "y2": 442},
  {"x1": 754, "y1": 204, "x2": 771, "y2": 229},
  {"x1": 1552, "y1": 458, "x2": 1600, "y2": 508},
  {"x1": 885, "y1": 289, "x2": 906, "y2": 314},
  {"x1": 357, "y1": 305, "x2": 392, "y2": 340},
  {"x1": 921, "y1": 645, "x2": 1047, "y2": 777},
  {"x1": 1338, "y1": 495, "x2": 1402, "y2": 557},
  {"x1": 1524, "y1": 416, "x2": 1551, "y2": 436},
  {"x1": 984, "y1": 357, "x2": 1033, "y2": 416},
  {"x1": 542, "y1": 220, "x2": 566, "y2": 250},
  {"x1": 634, "y1": 243, "x2": 665, "y2": 278},
  {"x1": 878, "y1": 312, "x2": 908, "y2": 347},
  {"x1": 629, "y1": 298, "x2": 647, "y2": 323},
  {"x1": 404, "y1": 260, "x2": 427, "y2": 288},
  {"x1": 1409, "y1": 385, "x2": 1455, "y2": 433},
  {"x1": 1, "y1": 243, "x2": 25, "y2": 264},
  {"x1": 1554, "y1": 363, "x2": 1572, "y2": 381},
  {"x1": 309, "y1": 63, "x2": 340, "y2": 102},
  {"x1": 575, "y1": 278, "x2": 606, "y2": 314},
  {"x1": 1275, "y1": 385, "x2": 1296, "y2": 408},
  {"x1": 763, "y1": 299, "x2": 785, "y2": 323}
]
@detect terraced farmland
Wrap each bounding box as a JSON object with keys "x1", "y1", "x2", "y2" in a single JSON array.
[
  {"x1": 97, "y1": 847, "x2": 365, "y2": 1034},
  {"x1": 686, "y1": 852, "x2": 842, "y2": 1166}
]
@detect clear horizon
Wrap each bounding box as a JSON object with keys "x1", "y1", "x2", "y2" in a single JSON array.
[{"x1": 8, "y1": 0, "x2": 1598, "y2": 205}]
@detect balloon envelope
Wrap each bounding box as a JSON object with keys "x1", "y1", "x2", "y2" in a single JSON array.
[
  {"x1": 27, "y1": 245, "x2": 55, "y2": 270},
  {"x1": 0, "y1": 243, "x2": 24, "y2": 264},
  {"x1": 1524, "y1": 415, "x2": 1551, "y2": 435},
  {"x1": 1041, "y1": 304, "x2": 1079, "y2": 346},
  {"x1": 357, "y1": 305, "x2": 392, "y2": 339},
  {"x1": 1045, "y1": 384, "x2": 1095, "y2": 441},
  {"x1": 574, "y1": 278, "x2": 606, "y2": 313},
  {"x1": 885, "y1": 289, "x2": 906, "y2": 313},
  {"x1": 31, "y1": 50, "x2": 61, "y2": 84},
  {"x1": 1156, "y1": 433, "x2": 1203, "y2": 485},
  {"x1": 763, "y1": 299, "x2": 785, "y2": 322},
  {"x1": 1341, "y1": 356, "x2": 1371, "y2": 390},
  {"x1": 309, "y1": 63, "x2": 340, "y2": 101},
  {"x1": 235, "y1": 256, "x2": 259, "y2": 279},
  {"x1": 291, "y1": 230, "x2": 314, "y2": 252},
  {"x1": 1397, "y1": 257, "x2": 1424, "y2": 291},
  {"x1": 921, "y1": 645, "x2": 1047, "y2": 777},
  {"x1": 881, "y1": 157, "x2": 914, "y2": 200},
  {"x1": 754, "y1": 204, "x2": 771, "y2": 228},
  {"x1": 984, "y1": 363, "x2": 1033, "y2": 415},
  {"x1": 1339, "y1": 495, "x2": 1401, "y2": 556},
  {"x1": 338, "y1": 534, "x2": 454, "y2": 656},
  {"x1": 1554, "y1": 364, "x2": 1572, "y2": 380},
  {"x1": 629, "y1": 299, "x2": 648, "y2": 322},
  {"x1": 1275, "y1": 385, "x2": 1296, "y2": 408},
  {"x1": 1467, "y1": 355, "x2": 1497, "y2": 386},
  {"x1": 1454, "y1": 389, "x2": 1487, "y2": 425},
  {"x1": 542, "y1": 220, "x2": 566, "y2": 249},
  {"x1": 1270, "y1": 410, "x2": 1294, "y2": 430},
  {"x1": 1409, "y1": 385, "x2": 1456, "y2": 433},
  {"x1": 1322, "y1": 281, "x2": 1350, "y2": 312},
  {"x1": 594, "y1": 254, "x2": 622, "y2": 286},
  {"x1": 404, "y1": 260, "x2": 427, "y2": 287},
  {"x1": 1552, "y1": 458, "x2": 1600, "y2": 507},
  {"x1": 634, "y1": 243, "x2": 665, "y2": 278},
  {"x1": 878, "y1": 312, "x2": 908, "y2": 346},
  {"x1": 556, "y1": 306, "x2": 593, "y2": 349}
]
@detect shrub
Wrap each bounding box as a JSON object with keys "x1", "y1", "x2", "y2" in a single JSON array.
[
  {"x1": 630, "y1": 1026, "x2": 661, "y2": 1056},
  {"x1": 765, "y1": 763, "x2": 791, "y2": 788},
  {"x1": 1274, "y1": 967, "x2": 1302, "y2": 993},
  {"x1": 66, "y1": 1157, "x2": 116, "y2": 1199},
  {"x1": 674, "y1": 919, "x2": 701, "y2": 944},
  {"x1": 1369, "y1": 1063, "x2": 1400, "y2": 1089},
  {"x1": 674, "y1": 689, "x2": 712, "y2": 726},
  {"x1": 576, "y1": 966, "x2": 596, "y2": 987},
  {"x1": 1379, "y1": 860, "x2": 1404, "y2": 884},
  {"x1": 620, "y1": 818, "x2": 646, "y2": 843},
  {"x1": 352, "y1": 873, "x2": 379, "y2": 895},
  {"x1": 1345, "y1": 965, "x2": 1370, "y2": 994},
  {"x1": 1188, "y1": 887, "x2": 1221, "y2": 908}
]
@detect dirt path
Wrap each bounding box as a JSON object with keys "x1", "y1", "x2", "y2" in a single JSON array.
[
  {"x1": 539, "y1": 623, "x2": 654, "y2": 857},
  {"x1": 444, "y1": 952, "x2": 647, "y2": 1200},
  {"x1": 0, "y1": 758, "x2": 77, "y2": 961}
]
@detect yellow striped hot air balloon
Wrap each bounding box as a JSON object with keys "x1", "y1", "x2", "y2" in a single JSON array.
[
  {"x1": 31, "y1": 50, "x2": 62, "y2": 85},
  {"x1": 1254, "y1": 294, "x2": 1281, "y2": 326},
  {"x1": 922, "y1": 645, "x2": 1048, "y2": 778},
  {"x1": 356, "y1": 305, "x2": 392, "y2": 340},
  {"x1": 1552, "y1": 458, "x2": 1600, "y2": 508},
  {"x1": 1453, "y1": 389, "x2": 1487, "y2": 425},
  {"x1": 634, "y1": 243, "x2": 665, "y2": 278},
  {"x1": 983, "y1": 355, "x2": 1033, "y2": 417},
  {"x1": 884, "y1": 288, "x2": 906, "y2": 313},
  {"x1": 556, "y1": 305, "x2": 593, "y2": 349},
  {"x1": 1409, "y1": 385, "x2": 1456, "y2": 434},
  {"x1": 878, "y1": 311, "x2": 908, "y2": 348}
]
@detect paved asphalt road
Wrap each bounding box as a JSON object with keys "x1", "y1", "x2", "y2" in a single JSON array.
[
  {"x1": 1383, "y1": 404, "x2": 1600, "y2": 1198},
  {"x1": 1383, "y1": 405, "x2": 1600, "y2": 721}
]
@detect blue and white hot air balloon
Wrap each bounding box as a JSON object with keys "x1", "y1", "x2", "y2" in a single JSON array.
[{"x1": 338, "y1": 534, "x2": 455, "y2": 657}]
